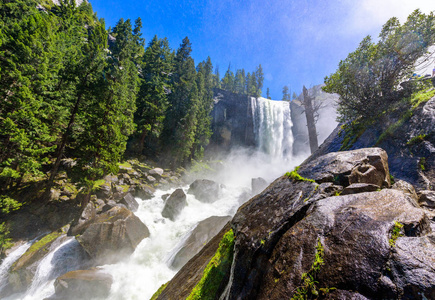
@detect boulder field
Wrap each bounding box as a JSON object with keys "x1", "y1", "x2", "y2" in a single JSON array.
[{"x1": 158, "y1": 147, "x2": 435, "y2": 300}]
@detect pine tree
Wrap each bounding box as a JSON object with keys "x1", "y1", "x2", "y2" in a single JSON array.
[
  {"x1": 282, "y1": 86, "x2": 290, "y2": 101},
  {"x1": 266, "y1": 87, "x2": 271, "y2": 99},
  {"x1": 134, "y1": 35, "x2": 173, "y2": 154},
  {"x1": 162, "y1": 37, "x2": 199, "y2": 165},
  {"x1": 255, "y1": 64, "x2": 264, "y2": 97},
  {"x1": 221, "y1": 64, "x2": 235, "y2": 92}
]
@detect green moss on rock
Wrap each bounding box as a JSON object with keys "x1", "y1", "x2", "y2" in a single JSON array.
[
  {"x1": 285, "y1": 167, "x2": 315, "y2": 183},
  {"x1": 150, "y1": 282, "x2": 168, "y2": 300},
  {"x1": 187, "y1": 229, "x2": 235, "y2": 300}
]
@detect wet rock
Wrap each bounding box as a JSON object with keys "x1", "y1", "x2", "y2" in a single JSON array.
[
  {"x1": 162, "y1": 189, "x2": 187, "y2": 221},
  {"x1": 53, "y1": 269, "x2": 112, "y2": 300},
  {"x1": 251, "y1": 177, "x2": 268, "y2": 195},
  {"x1": 187, "y1": 179, "x2": 223, "y2": 203},
  {"x1": 341, "y1": 183, "x2": 379, "y2": 195},
  {"x1": 161, "y1": 194, "x2": 170, "y2": 201},
  {"x1": 6, "y1": 229, "x2": 68, "y2": 295},
  {"x1": 76, "y1": 206, "x2": 149, "y2": 264},
  {"x1": 135, "y1": 184, "x2": 155, "y2": 200},
  {"x1": 299, "y1": 147, "x2": 391, "y2": 187},
  {"x1": 119, "y1": 193, "x2": 139, "y2": 212},
  {"x1": 169, "y1": 215, "x2": 231, "y2": 269}
]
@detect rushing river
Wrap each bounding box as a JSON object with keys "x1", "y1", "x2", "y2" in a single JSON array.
[{"x1": 0, "y1": 98, "x2": 307, "y2": 300}]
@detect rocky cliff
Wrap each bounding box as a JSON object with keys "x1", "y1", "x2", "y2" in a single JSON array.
[
  {"x1": 209, "y1": 89, "x2": 256, "y2": 152},
  {"x1": 157, "y1": 95, "x2": 435, "y2": 299}
]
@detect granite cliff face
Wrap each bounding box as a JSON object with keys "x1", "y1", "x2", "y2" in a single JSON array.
[
  {"x1": 209, "y1": 88, "x2": 256, "y2": 151},
  {"x1": 209, "y1": 86, "x2": 338, "y2": 156}
]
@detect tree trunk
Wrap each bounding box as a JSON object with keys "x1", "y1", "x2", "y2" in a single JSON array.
[
  {"x1": 44, "y1": 92, "x2": 83, "y2": 198},
  {"x1": 303, "y1": 86, "x2": 319, "y2": 154}
]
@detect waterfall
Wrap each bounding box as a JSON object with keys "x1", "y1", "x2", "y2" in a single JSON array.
[
  {"x1": 251, "y1": 97, "x2": 293, "y2": 160},
  {"x1": 1, "y1": 97, "x2": 304, "y2": 300}
]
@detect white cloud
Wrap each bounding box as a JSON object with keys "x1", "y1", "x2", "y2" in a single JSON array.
[{"x1": 346, "y1": 0, "x2": 435, "y2": 36}]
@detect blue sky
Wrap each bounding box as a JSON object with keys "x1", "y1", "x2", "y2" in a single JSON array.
[{"x1": 89, "y1": 0, "x2": 434, "y2": 99}]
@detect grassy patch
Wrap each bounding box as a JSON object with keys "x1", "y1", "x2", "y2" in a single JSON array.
[
  {"x1": 285, "y1": 167, "x2": 315, "y2": 183},
  {"x1": 150, "y1": 282, "x2": 168, "y2": 300},
  {"x1": 187, "y1": 230, "x2": 235, "y2": 300},
  {"x1": 339, "y1": 122, "x2": 366, "y2": 151},
  {"x1": 407, "y1": 134, "x2": 427, "y2": 146},
  {"x1": 376, "y1": 109, "x2": 413, "y2": 145},
  {"x1": 389, "y1": 221, "x2": 404, "y2": 247},
  {"x1": 410, "y1": 88, "x2": 435, "y2": 108}
]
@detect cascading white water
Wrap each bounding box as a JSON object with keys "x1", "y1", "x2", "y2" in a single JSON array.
[
  {"x1": 0, "y1": 242, "x2": 32, "y2": 292},
  {"x1": 1, "y1": 96, "x2": 302, "y2": 300},
  {"x1": 103, "y1": 186, "x2": 243, "y2": 300},
  {"x1": 251, "y1": 97, "x2": 293, "y2": 160}
]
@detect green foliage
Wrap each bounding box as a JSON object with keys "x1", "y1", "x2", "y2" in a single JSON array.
[
  {"x1": 419, "y1": 157, "x2": 426, "y2": 171},
  {"x1": 187, "y1": 229, "x2": 235, "y2": 300},
  {"x1": 324, "y1": 10, "x2": 435, "y2": 123},
  {"x1": 150, "y1": 282, "x2": 168, "y2": 300},
  {"x1": 389, "y1": 221, "x2": 404, "y2": 247},
  {"x1": 407, "y1": 134, "x2": 428, "y2": 145},
  {"x1": 285, "y1": 167, "x2": 315, "y2": 183},
  {"x1": 0, "y1": 222, "x2": 12, "y2": 253},
  {"x1": 0, "y1": 195, "x2": 22, "y2": 215},
  {"x1": 291, "y1": 239, "x2": 335, "y2": 299}
]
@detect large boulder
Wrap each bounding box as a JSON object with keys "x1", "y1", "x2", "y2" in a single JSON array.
[
  {"x1": 135, "y1": 184, "x2": 155, "y2": 200},
  {"x1": 299, "y1": 147, "x2": 391, "y2": 187},
  {"x1": 161, "y1": 189, "x2": 187, "y2": 221},
  {"x1": 119, "y1": 193, "x2": 139, "y2": 212},
  {"x1": 53, "y1": 269, "x2": 112, "y2": 300},
  {"x1": 169, "y1": 215, "x2": 231, "y2": 269},
  {"x1": 187, "y1": 179, "x2": 223, "y2": 203},
  {"x1": 76, "y1": 206, "x2": 149, "y2": 264},
  {"x1": 159, "y1": 148, "x2": 435, "y2": 300}
]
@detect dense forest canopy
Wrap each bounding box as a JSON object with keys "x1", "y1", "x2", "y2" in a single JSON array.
[{"x1": 0, "y1": 0, "x2": 265, "y2": 197}]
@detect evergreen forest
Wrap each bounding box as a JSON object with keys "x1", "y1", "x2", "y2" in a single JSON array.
[{"x1": 0, "y1": 0, "x2": 265, "y2": 198}]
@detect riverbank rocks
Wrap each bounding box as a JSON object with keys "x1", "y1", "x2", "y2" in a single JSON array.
[
  {"x1": 53, "y1": 269, "x2": 113, "y2": 300},
  {"x1": 299, "y1": 147, "x2": 391, "y2": 188},
  {"x1": 169, "y1": 215, "x2": 231, "y2": 269},
  {"x1": 187, "y1": 179, "x2": 223, "y2": 203},
  {"x1": 119, "y1": 193, "x2": 139, "y2": 212},
  {"x1": 162, "y1": 189, "x2": 187, "y2": 221},
  {"x1": 76, "y1": 206, "x2": 149, "y2": 264}
]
